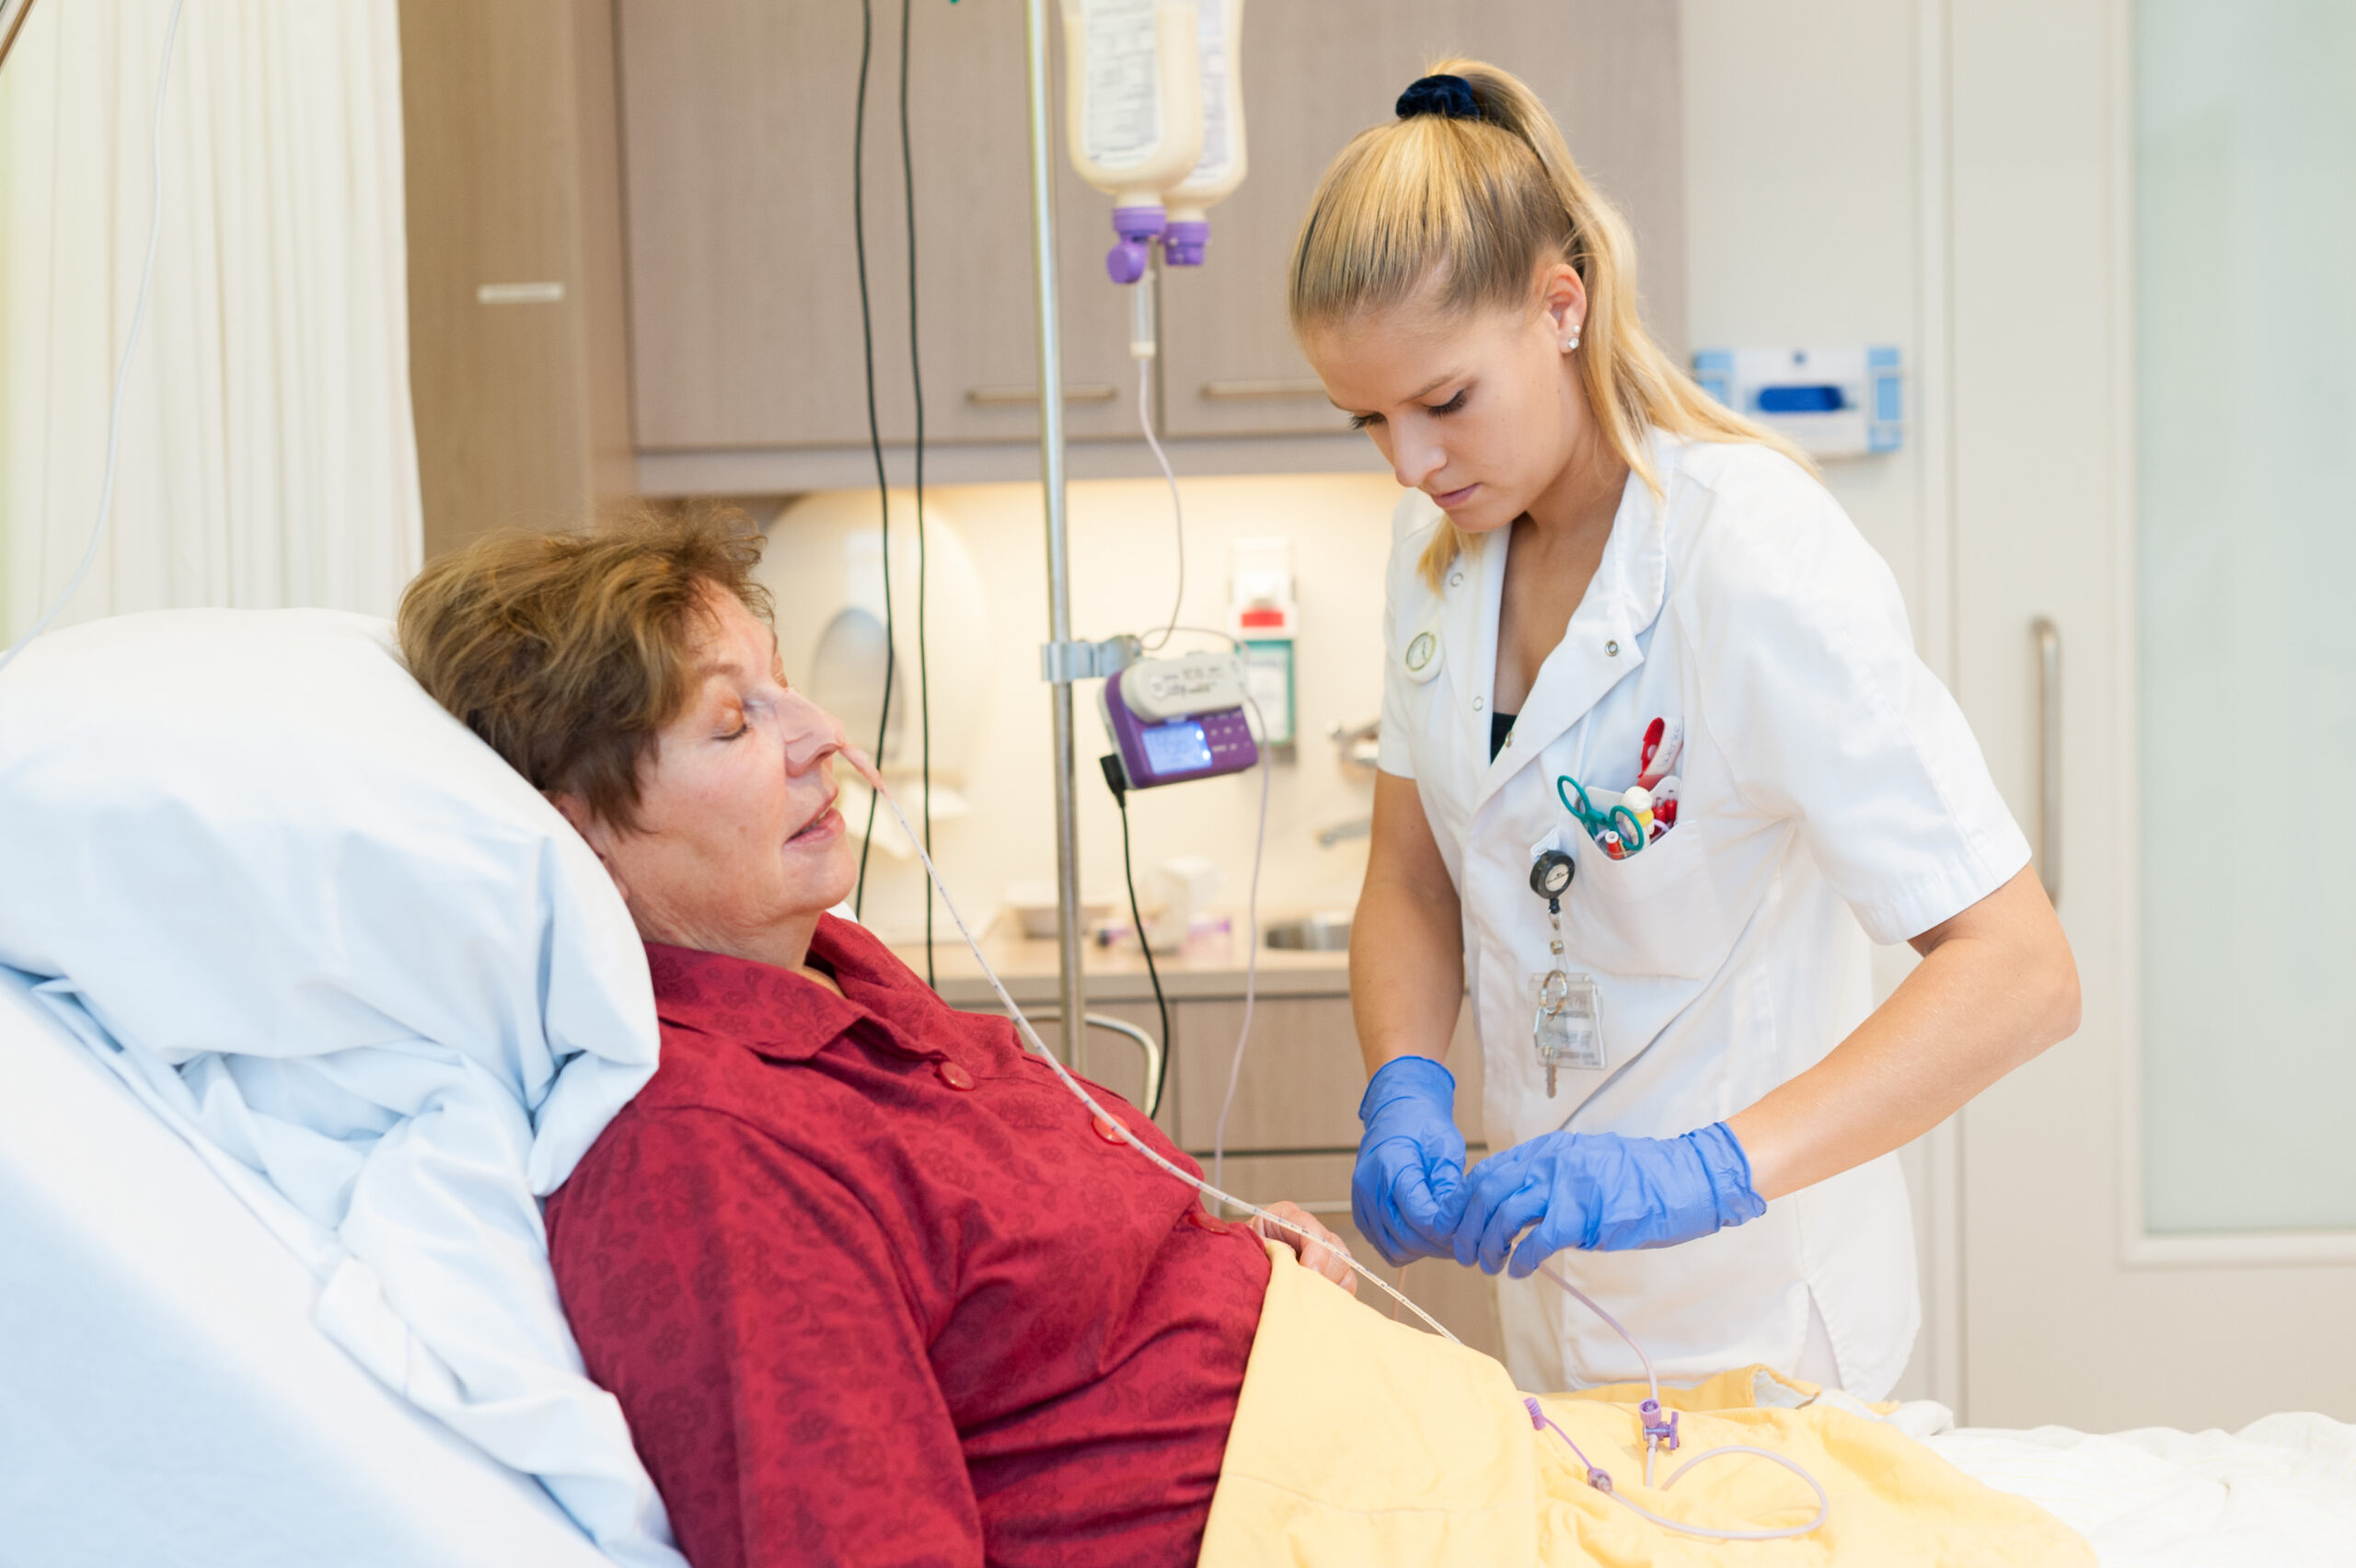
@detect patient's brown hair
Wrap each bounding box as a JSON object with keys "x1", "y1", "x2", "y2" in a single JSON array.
[{"x1": 398, "y1": 510, "x2": 771, "y2": 834}]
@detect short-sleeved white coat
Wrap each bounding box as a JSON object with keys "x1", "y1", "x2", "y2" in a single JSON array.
[{"x1": 1378, "y1": 432, "x2": 2029, "y2": 1398}]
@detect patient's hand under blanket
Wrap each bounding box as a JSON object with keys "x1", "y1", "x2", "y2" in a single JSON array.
[{"x1": 1202, "y1": 1242, "x2": 2093, "y2": 1567}]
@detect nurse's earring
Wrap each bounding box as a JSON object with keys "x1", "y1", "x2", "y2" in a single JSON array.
[{"x1": 1561, "y1": 322, "x2": 1582, "y2": 353}]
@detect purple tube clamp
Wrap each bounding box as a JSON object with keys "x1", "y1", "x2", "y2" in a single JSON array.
[
  {"x1": 1161, "y1": 219, "x2": 1209, "y2": 266},
  {"x1": 1107, "y1": 205, "x2": 1166, "y2": 284},
  {"x1": 1639, "y1": 1400, "x2": 1680, "y2": 1451}
]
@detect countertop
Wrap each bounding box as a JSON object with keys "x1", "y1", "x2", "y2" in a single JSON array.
[{"x1": 892, "y1": 926, "x2": 1349, "y2": 1007}]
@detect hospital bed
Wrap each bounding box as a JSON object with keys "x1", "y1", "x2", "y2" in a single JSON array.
[
  {"x1": 0, "y1": 607, "x2": 2349, "y2": 1568},
  {"x1": 0, "y1": 964, "x2": 616, "y2": 1568},
  {"x1": 10, "y1": 951, "x2": 2354, "y2": 1568}
]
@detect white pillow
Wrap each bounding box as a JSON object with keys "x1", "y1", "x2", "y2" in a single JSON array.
[{"x1": 0, "y1": 608, "x2": 682, "y2": 1568}]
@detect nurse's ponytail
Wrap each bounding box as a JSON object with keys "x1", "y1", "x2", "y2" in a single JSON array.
[{"x1": 1289, "y1": 60, "x2": 1809, "y2": 589}]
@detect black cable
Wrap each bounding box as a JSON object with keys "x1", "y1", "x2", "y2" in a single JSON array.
[
  {"x1": 1101, "y1": 755, "x2": 1172, "y2": 1115},
  {"x1": 851, "y1": 0, "x2": 895, "y2": 919},
  {"x1": 899, "y1": 0, "x2": 933, "y2": 986}
]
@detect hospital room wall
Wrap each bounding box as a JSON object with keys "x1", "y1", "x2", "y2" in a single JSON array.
[
  {"x1": 1680, "y1": 0, "x2": 1954, "y2": 1404},
  {"x1": 785, "y1": 473, "x2": 1403, "y2": 948}
]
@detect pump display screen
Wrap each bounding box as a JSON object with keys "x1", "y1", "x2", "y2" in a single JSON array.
[{"x1": 1139, "y1": 719, "x2": 1213, "y2": 776}]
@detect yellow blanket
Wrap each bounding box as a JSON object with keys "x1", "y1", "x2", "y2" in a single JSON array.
[{"x1": 1200, "y1": 1245, "x2": 2092, "y2": 1566}]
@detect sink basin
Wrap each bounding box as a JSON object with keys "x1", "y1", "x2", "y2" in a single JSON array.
[{"x1": 1265, "y1": 912, "x2": 1352, "y2": 951}]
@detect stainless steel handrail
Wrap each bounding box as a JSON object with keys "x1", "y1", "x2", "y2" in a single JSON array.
[
  {"x1": 1019, "y1": 1009, "x2": 1163, "y2": 1119},
  {"x1": 2033, "y1": 617, "x2": 2062, "y2": 905}
]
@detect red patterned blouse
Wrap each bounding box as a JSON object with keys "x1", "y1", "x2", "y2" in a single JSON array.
[{"x1": 544, "y1": 919, "x2": 1271, "y2": 1568}]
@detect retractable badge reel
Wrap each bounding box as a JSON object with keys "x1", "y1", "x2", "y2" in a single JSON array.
[{"x1": 1529, "y1": 850, "x2": 1605, "y2": 1096}]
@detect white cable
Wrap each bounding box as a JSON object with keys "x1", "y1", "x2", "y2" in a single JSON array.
[
  {"x1": 1110, "y1": 622, "x2": 1270, "y2": 1194},
  {"x1": 872, "y1": 786, "x2": 1461, "y2": 1343},
  {"x1": 1209, "y1": 692, "x2": 1270, "y2": 1193},
  {"x1": 1136, "y1": 353, "x2": 1184, "y2": 652},
  {"x1": 0, "y1": 0, "x2": 190, "y2": 678},
  {"x1": 1574, "y1": 1440, "x2": 1831, "y2": 1542}
]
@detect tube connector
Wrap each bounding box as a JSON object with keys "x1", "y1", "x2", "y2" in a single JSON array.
[
  {"x1": 1107, "y1": 204, "x2": 1166, "y2": 284},
  {"x1": 1162, "y1": 218, "x2": 1209, "y2": 266},
  {"x1": 1640, "y1": 1400, "x2": 1680, "y2": 1452}
]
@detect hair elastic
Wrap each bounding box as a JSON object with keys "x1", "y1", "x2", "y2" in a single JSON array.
[{"x1": 1394, "y1": 74, "x2": 1482, "y2": 122}]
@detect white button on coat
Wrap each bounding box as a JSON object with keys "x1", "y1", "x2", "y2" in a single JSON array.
[{"x1": 1376, "y1": 434, "x2": 2029, "y2": 1399}]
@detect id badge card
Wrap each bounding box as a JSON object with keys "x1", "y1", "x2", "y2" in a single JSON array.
[{"x1": 1531, "y1": 969, "x2": 1605, "y2": 1094}]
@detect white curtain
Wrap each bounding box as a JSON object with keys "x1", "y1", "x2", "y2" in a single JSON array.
[{"x1": 0, "y1": 0, "x2": 421, "y2": 645}]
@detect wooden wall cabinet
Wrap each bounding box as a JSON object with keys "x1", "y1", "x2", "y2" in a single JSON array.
[
  {"x1": 617, "y1": 0, "x2": 1144, "y2": 455},
  {"x1": 1157, "y1": 0, "x2": 1687, "y2": 441},
  {"x1": 399, "y1": 0, "x2": 633, "y2": 558},
  {"x1": 609, "y1": 0, "x2": 1684, "y2": 489}
]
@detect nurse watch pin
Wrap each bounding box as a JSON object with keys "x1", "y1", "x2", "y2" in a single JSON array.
[{"x1": 1530, "y1": 849, "x2": 1575, "y2": 905}]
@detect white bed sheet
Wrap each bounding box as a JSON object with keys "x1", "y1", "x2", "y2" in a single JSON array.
[
  {"x1": 1898, "y1": 1401, "x2": 2356, "y2": 1565},
  {"x1": 0, "y1": 966, "x2": 618, "y2": 1568}
]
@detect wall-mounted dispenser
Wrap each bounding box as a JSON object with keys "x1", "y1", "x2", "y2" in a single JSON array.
[
  {"x1": 1692, "y1": 346, "x2": 1902, "y2": 458},
  {"x1": 1228, "y1": 536, "x2": 1295, "y2": 757}
]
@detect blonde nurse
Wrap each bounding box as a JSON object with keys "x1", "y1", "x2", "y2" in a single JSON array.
[{"x1": 1298, "y1": 63, "x2": 2080, "y2": 1397}]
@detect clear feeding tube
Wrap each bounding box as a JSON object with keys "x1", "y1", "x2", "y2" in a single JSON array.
[
  {"x1": 867, "y1": 782, "x2": 1830, "y2": 1542},
  {"x1": 1531, "y1": 1266, "x2": 1831, "y2": 1540}
]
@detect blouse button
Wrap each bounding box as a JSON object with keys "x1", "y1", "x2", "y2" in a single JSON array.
[
  {"x1": 1472, "y1": 696, "x2": 1485, "y2": 711},
  {"x1": 1091, "y1": 1113, "x2": 1128, "y2": 1144},
  {"x1": 935, "y1": 1061, "x2": 976, "y2": 1091},
  {"x1": 1605, "y1": 640, "x2": 1621, "y2": 657}
]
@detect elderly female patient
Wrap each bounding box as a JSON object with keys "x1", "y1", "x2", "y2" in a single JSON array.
[{"x1": 397, "y1": 514, "x2": 1353, "y2": 1568}]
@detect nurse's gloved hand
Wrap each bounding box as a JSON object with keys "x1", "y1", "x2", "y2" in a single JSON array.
[
  {"x1": 1350, "y1": 1056, "x2": 1468, "y2": 1266},
  {"x1": 1452, "y1": 1123, "x2": 1767, "y2": 1277}
]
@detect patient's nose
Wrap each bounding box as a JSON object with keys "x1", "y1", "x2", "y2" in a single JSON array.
[{"x1": 777, "y1": 690, "x2": 849, "y2": 772}]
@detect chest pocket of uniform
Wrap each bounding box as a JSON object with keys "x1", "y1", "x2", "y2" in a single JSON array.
[{"x1": 1561, "y1": 815, "x2": 1727, "y2": 980}]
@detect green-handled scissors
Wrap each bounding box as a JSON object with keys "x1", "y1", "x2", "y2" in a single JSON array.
[{"x1": 1556, "y1": 773, "x2": 1647, "y2": 856}]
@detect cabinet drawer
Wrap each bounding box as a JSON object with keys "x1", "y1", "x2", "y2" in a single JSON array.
[
  {"x1": 1172, "y1": 994, "x2": 1362, "y2": 1151},
  {"x1": 1172, "y1": 994, "x2": 1485, "y2": 1156}
]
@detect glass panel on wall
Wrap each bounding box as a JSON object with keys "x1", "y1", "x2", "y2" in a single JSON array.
[{"x1": 2138, "y1": 2, "x2": 2356, "y2": 1232}]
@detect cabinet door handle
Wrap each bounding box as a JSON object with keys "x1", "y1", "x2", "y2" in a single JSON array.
[
  {"x1": 965, "y1": 384, "x2": 1116, "y2": 406},
  {"x1": 1199, "y1": 379, "x2": 1328, "y2": 400},
  {"x1": 2033, "y1": 617, "x2": 2062, "y2": 906}
]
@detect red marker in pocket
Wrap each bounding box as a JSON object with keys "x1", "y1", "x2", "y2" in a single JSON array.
[{"x1": 1654, "y1": 776, "x2": 1680, "y2": 831}]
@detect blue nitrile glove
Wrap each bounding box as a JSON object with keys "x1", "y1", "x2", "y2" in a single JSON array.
[
  {"x1": 1452, "y1": 1122, "x2": 1767, "y2": 1277},
  {"x1": 1351, "y1": 1055, "x2": 1469, "y2": 1266}
]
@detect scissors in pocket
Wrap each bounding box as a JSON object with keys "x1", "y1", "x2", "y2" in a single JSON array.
[{"x1": 1556, "y1": 773, "x2": 1647, "y2": 857}]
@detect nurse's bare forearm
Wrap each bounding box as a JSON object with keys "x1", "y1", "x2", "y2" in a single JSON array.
[
  {"x1": 1350, "y1": 879, "x2": 1464, "y2": 1076},
  {"x1": 1350, "y1": 773, "x2": 1466, "y2": 1078},
  {"x1": 1726, "y1": 865, "x2": 2080, "y2": 1200}
]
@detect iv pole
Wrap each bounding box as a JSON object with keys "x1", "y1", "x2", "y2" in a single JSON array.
[{"x1": 1020, "y1": 0, "x2": 1089, "y2": 1068}]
